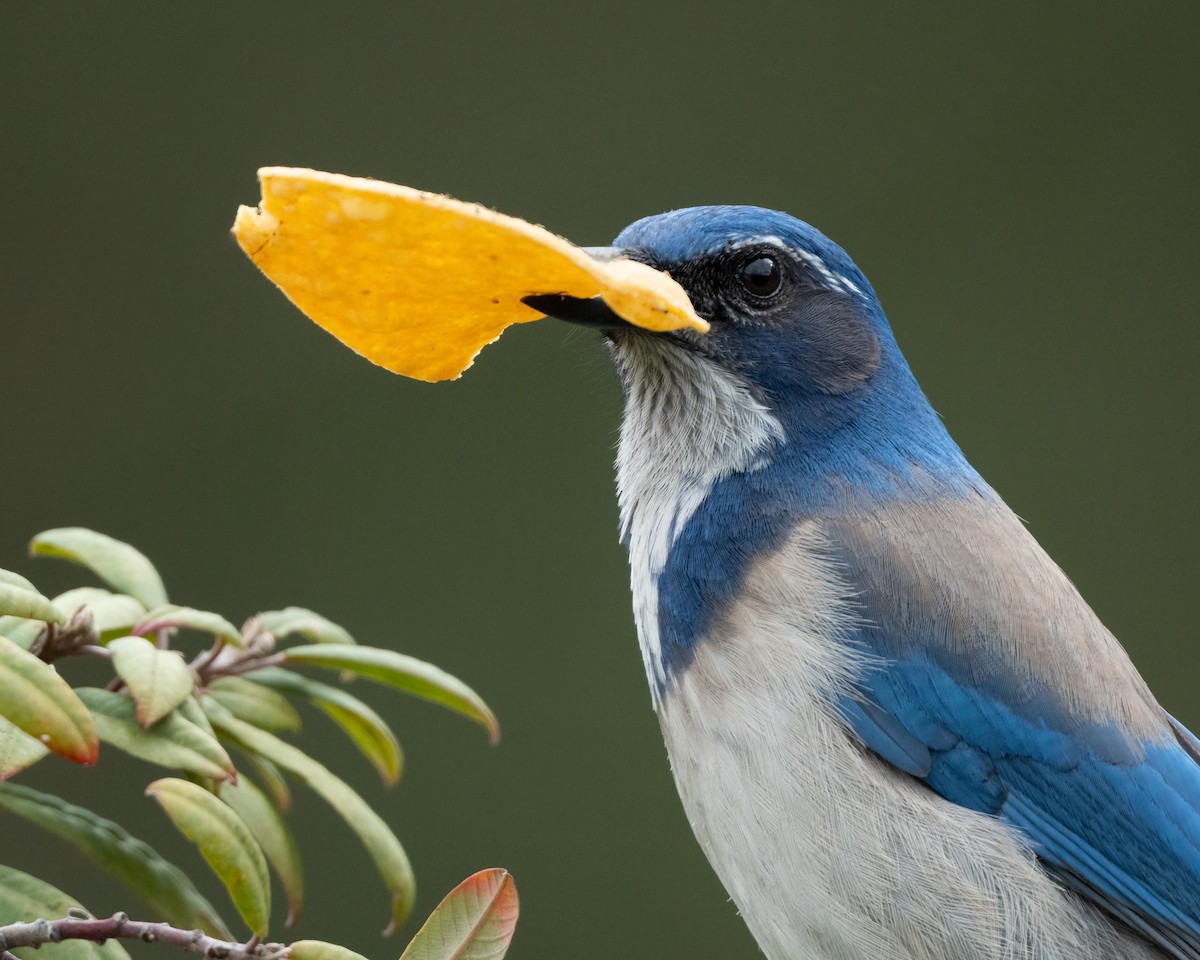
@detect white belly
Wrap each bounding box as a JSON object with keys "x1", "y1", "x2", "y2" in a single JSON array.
[{"x1": 652, "y1": 527, "x2": 1159, "y2": 960}]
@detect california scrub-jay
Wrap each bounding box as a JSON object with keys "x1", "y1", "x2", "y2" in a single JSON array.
[{"x1": 524, "y1": 207, "x2": 1199, "y2": 960}]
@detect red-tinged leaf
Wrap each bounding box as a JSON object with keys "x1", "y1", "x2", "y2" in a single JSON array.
[
  {"x1": 400, "y1": 869, "x2": 519, "y2": 960},
  {"x1": 0, "y1": 635, "x2": 97, "y2": 764}
]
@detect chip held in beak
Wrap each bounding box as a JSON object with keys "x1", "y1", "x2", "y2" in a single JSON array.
[{"x1": 233, "y1": 167, "x2": 708, "y2": 382}]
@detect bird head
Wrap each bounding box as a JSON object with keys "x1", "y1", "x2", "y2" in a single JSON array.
[{"x1": 526, "y1": 205, "x2": 961, "y2": 480}]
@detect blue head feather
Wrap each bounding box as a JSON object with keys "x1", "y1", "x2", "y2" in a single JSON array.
[{"x1": 615, "y1": 206, "x2": 977, "y2": 491}]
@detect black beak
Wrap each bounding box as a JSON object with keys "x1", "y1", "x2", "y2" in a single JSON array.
[
  {"x1": 521, "y1": 293, "x2": 633, "y2": 330},
  {"x1": 521, "y1": 246, "x2": 636, "y2": 331}
]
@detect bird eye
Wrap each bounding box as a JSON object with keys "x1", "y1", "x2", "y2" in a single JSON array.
[{"x1": 738, "y1": 256, "x2": 782, "y2": 299}]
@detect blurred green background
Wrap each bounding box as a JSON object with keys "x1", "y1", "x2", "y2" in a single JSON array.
[{"x1": 2, "y1": 2, "x2": 1197, "y2": 957}]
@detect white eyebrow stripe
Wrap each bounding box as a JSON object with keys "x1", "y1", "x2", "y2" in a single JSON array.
[{"x1": 725, "y1": 236, "x2": 865, "y2": 299}]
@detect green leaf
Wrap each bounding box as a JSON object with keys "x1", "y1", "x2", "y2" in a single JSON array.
[
  {"x1": 176, "y1": 693, "x2": 218, "y2": 738},
  {"x1": 0, "y1": 782, "x2": 230, "y2": 937},
  {"x1": 0, "y1": 865, "x2": 131, "y2": 960},
  {"x1": 208, "y1": 677, "x2": 301, "y2": 733},
  {"x1": 221, "y1": 776, "x2": 304, "y2": 925},
  {"x1": 30, "y1": 528, "x2": 168, "y2": 610},
  {"x1": 241, "y1": 751, "x2": 291, "y2": 812},
  {"x1": 51, "y1": 586, "x2": 113, "y2": 612},
  {"x1": 0, "y1": 714, "x2": 49, "y2": 779},
  {"x1": 207, "y1": 703, "x2": 415, "y2": 933},
  {"x1": 259, "y1": 607, "x2": 355, "y2": 645},
  {"x1": 109, "y1": 636, "x2": 195, "y2": 727},
  {"x1": 0, "y1": 635, "x2": 97, "y2": 764},
  {"x1": 64, "y1": 590, "x2": 148, "y2": 640},
  {"x1": 77, "y1": 688, "x2": 234, "y2": 781},
  {"x1": 137, "y1": 605, "x2": 243, "y2": 646},
  {"x1": 254, "y1": 668, "x2": 402, "y2": 785},
  {"x1": 0, "y1": 582, "x2": 63, "y2": 624},
  {"x1": 288, "y1": 942, "x2": 370, "y2": 960},
  {"x1": 48, "y1": 589, "x2": 147, "y2": 644},
  {"x1": 92, "y1": 597, "x2": 148, "y2": 639},
  {"x1": 0, "y1": 616, "x2": 44, "y2": 650},
  {"x1": 146, "y1": 777, "x2": 271, "y2": 937},
  {"x1": 0, "y1": 569, "x2": 37, "y2": 593},
  {"x1": 284, "y1": 645, "x2": 499, "y2": 743},
  {"x1": 399, "y1": 869, "x2": 519, "y2": 960}
]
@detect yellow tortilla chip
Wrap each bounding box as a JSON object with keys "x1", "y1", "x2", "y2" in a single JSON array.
[{"x1": 233, "y1": 167, "x2": 708, "y2": 382}]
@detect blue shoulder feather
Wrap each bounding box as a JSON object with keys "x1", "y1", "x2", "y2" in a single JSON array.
[{"x1": 826, "y1": 506, "x2": 1200, "y2": 960}]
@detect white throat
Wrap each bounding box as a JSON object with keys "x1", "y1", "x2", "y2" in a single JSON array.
[{"x1": 612, "y1": 335, "x2": 785, "y2": 704}]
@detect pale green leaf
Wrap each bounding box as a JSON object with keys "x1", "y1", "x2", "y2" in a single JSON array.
[
  {"x1": 208, "y1": 677, "x2": 301, "y2": 733},
  {"x1": 0, "y1": 714, "x2": 49, "y2": 780},
  {"x1": 0, "y1": 635, "x2": 97, "y2": 764},
  {"x1": 77, "y1": 687, "x2": 234, "y2": 781},
  {"x1": 50, "y1": 589, "x2": 146, "y2": 643},
  {"x1": 259, "y1": 607, "x2": 354, "y2": 645},
  {"x1": 0, "y1": 616, "x2": 44, "y2": 650},
  {"x1": 109, "y1": 636, "x2": 195, "y2": 727},
  {"x1": 147, "y1": 777, "x2": 271, "y2": 937},
  {"x1": 207, "y1": 703, "x2": 414, "y2": 932},
  {"x1": 0, "y1": 865, "x2": 131, "y2": 960},
  {"x1": 30, "y1": 528, "x2": 168, "y2": 610},
  {"x1": 0, "y1": 782, "x2": 230, "y2": 937},
  {"x1": 399, "y1": 869, "x2": 519, "y2": 960},
  {"x1": 51, "y1": 586, "x2": 114, "y2": 612},
  {"x1": 87, "y1": 596, "x2": 147, "y2": 639},
  {"x1": 0, "y1": 583, "x2": 63, "y2": 624},
  {"x1": 284, "y1": 645, "x2": 498, "y2": 743},
  {"x1": 138, "y1": 605, "x2": 243, "y2": 646},
  {"x1": 255, "y1": 668, "x2": 401, "y2": 784},
  {"x1": 0, "y1": 569, "x2": 36, "y2": 593},
  {"x1": 288, "y1": 942, "x2": 369, "y2": 960},
  {"x1": 221, "y1": 776, "x2": 304, "y2": 925}
]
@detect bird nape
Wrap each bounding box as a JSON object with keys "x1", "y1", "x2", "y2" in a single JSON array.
[{"x1": 530, "y1": 205, "x2": 1200, "y2": 960}]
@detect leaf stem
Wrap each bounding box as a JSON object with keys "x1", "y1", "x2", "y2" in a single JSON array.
[
  {"x1": 0, "y1": 914, "x2": 286, "y2": 960},
  {"x1": 78, "y1": 644, "x2": 112, "y2": 659}
]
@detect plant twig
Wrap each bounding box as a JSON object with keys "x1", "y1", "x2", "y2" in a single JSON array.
[
  {"x1": 0, "y1": 913, "x2": 287, "y2": 960},
  {"x1": 187, "y1": 637, "x2": 226, "y2": 681},
  {"x1": 203, "y1": 651, "x2": 288, "y2": 684}
]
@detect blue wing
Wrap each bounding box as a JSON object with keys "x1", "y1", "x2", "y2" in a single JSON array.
[{"x1": 825, "y1": 500, "x2": 1200, "y2": 959}]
